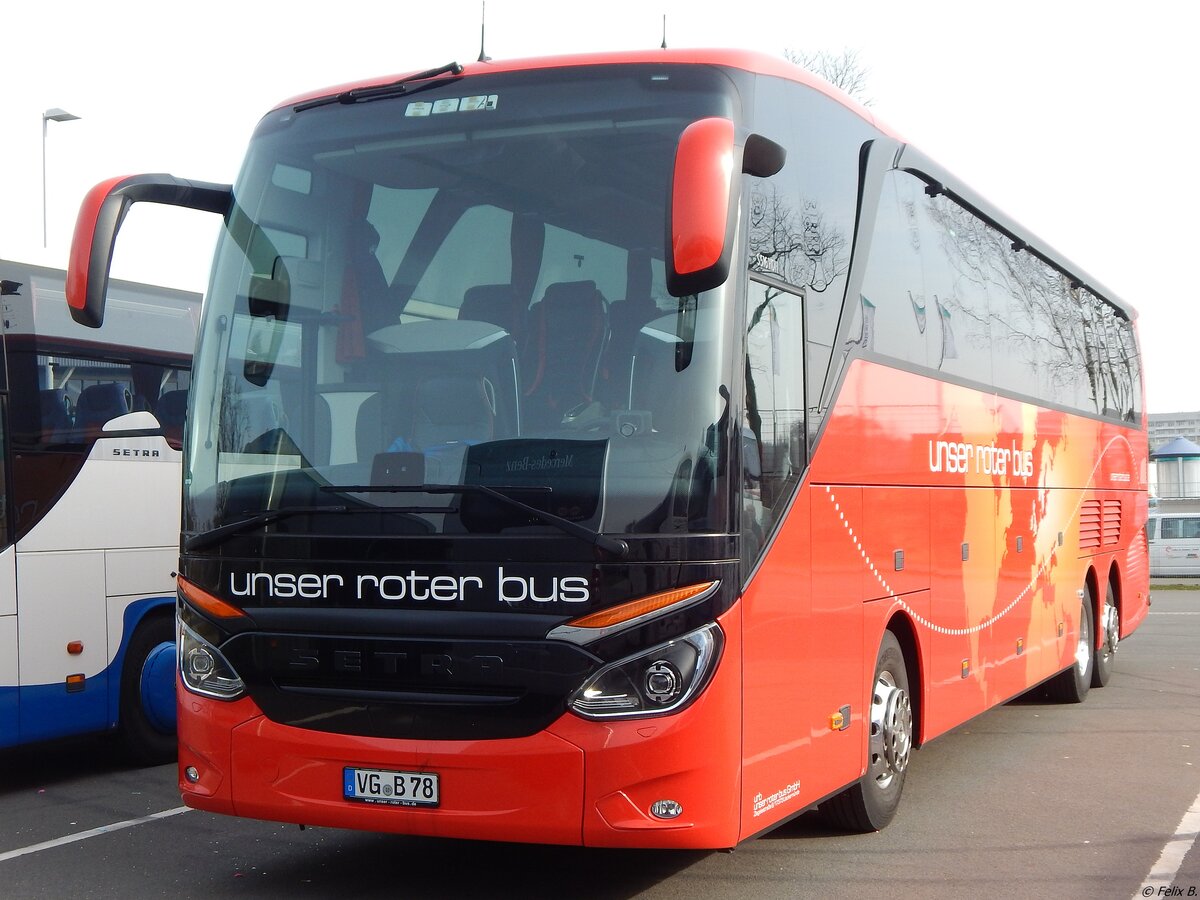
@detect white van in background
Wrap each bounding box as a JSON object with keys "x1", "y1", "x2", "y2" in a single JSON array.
[{"x1": 1148, "y1": 513, "x2": 1200, "y2": 576}]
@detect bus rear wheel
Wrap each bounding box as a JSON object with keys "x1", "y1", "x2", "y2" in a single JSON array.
[
  {"x1": 821, "y1": 631, "x2": 913, "y2": 832},
  {"x1": 1091, "y1": 582, "x2": 1118, "y2": 688},
  {"x1": 118, "y1": 614, "x2": 178, "y2": 766},
  {"x1": 1047, "y1": 590, "x2": 1094, "y2": 703}
]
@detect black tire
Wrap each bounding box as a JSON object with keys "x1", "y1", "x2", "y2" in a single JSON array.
[
  {"x1": 820, "y1": 631, "x2": 913, "y2": 832},
  {"x1": 1047, "y1": 590, "x2": 1094, "y2": 703},
  {"x1": 118, "y1": 614, "x2": 178, "y2": 767},
  {"x1": 1091, "y1": 582, "x2": 1118, "y2": 688}
]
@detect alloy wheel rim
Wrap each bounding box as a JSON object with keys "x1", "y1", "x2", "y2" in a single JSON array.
[{"x1": 869, "y1": 670, "x2": 912, "y2": 789}]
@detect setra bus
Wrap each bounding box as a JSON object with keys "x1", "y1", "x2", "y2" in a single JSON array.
[
  {"x1": 65, "y1": 48, "x2": 1149, "y2": 846},
  {"x1": 0, "y1": 259, "x2": 196, "y2": 763}
]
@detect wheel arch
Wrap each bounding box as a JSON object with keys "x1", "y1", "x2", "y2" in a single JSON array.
[
  {"x1": 1084, "y1": 560, "x2": 1123, "y2": 652},
  {"x1": 113, "y1": 598, "x2": 178, "y2": 765},
  {"x1": 1084, "y1": 565, "x2": 1101, "y2": 620},
  {"x1": 108, "y1": 595, "x2": 176, "y2": 726},
  {"x1": 884, "y1": 611, "x2": 923, "y2": 749},
  {"x1": 1106, "y1": 559, "x2": 1123, "y2": 632}
]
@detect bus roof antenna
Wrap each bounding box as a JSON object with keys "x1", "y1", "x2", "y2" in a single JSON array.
[
  {"x1": 661, "y1": 14, "x2": 667, "y2": 49},
  {"x1": 478, "y1": 1, "x2": 491, "y2": 62}
]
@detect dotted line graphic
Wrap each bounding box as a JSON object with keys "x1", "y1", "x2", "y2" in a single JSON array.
[{"x1": 821, "y1": 434, "x2": 1133, "y2": 637}]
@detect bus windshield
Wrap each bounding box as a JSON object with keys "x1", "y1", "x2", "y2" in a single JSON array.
[{"x1": 186, "y1": 65, "x2": 742, "y2": 546}]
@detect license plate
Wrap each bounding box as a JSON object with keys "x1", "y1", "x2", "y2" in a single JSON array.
[{"x1": 343, "y1": 767, "x2": 440, "y2": 808}]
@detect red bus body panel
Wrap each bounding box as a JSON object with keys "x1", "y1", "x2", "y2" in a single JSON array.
[{"x1": 736, "y1": 357, "x2": 1148, "y2": 833}]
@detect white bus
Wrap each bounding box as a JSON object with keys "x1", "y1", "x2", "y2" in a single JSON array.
[
  {"x1": 0, "y1": 260, "x2": 197, "y2": 763},
  {"x1": 1148, "y1": 512, "x2": 1200, "y2": 577}
]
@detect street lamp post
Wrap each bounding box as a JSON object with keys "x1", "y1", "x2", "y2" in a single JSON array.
[{"x1": 42, "y1": 107, "x2": 81, "y2": 248}]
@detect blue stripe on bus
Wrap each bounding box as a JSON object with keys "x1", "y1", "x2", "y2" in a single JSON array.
[
  {"x1": 0, "y1": 685, "x2": 16, "y2": 749},
  {"x1": 0, "y1": 595, "x2": 175, "y2": 749}
]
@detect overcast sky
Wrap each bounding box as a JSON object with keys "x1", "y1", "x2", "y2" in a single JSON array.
[{"x1": 4, "y1": 0, "x2": 1195, "y2": 412}]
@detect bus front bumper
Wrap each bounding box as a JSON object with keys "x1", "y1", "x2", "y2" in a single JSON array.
[{"x1": 176, "y1": 624, "x2": 742, "y2": 849}]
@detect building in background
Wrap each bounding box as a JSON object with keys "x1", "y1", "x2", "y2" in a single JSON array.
[
  {"x1": 1149, "y1": 411, "x2": 1200, "y2": 451},
  {"x1": 1150, "y1": 435, "x2": 1200, "y2": 514},
  {"x1": 1148, "y1": 415, "x2": 1200, "y2": 511}
]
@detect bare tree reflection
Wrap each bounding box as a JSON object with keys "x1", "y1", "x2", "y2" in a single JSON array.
[
  {"x1": 749, "y1": 186, "x2": 847, "y2": 294},
  {"x1": 924, "y1": 197, "x2": 1138, "y2": 420},
  {"x1": 784, "y1": 48, "x2": 873, "y2": 107}
]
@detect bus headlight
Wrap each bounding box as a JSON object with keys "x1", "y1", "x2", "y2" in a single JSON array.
[
  {"x1": 569, "y1": 624, "x2": 722, "y2": 719},
  {"x1": 179, "y1": 620, "x2": 245, "y2": 700}
]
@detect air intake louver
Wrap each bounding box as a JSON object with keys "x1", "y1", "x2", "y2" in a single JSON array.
[{"x1": 1079, "y1": 498, "x2": 1122, "y2": 551}]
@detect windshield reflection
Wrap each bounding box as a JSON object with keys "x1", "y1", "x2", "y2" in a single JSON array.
[{"x1": 185, "y1": 66, "x2": 740, "y2": 544}]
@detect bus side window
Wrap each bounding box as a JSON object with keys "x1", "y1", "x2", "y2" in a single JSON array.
[
  {"x1": 0, "y1": 398, "x2": 9, "y2": 547},
  {"x1": 156, "y1": 389, "x2": 188, "y2": 448},
  {"x1": 1147, "y1": 519, "x2": 1158, "y2": 541},
  {"x1": 742, "y1": 277, "x2": 805, "y2": 570},
  {"x1": 74, "y1": 382, "x2": 133, "y2": 439},
  {"x1": 38, "y1": 389, "x2": 73, "y2": 443}
]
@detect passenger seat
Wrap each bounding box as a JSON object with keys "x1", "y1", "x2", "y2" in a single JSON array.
[{"x1": 520, "y1": 280, "x2": 608, "y2": 430}]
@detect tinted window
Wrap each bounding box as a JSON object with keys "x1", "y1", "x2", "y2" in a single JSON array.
[
  {"x1": 8, "y1": 351, "x2": 189, "y2": 540},
  {"x1": 412, "y1": 205, "x2": 514, "y2": 319},
  {"x1": 742, "y1": 277, "x2": 805, "y2": 569},
  {"x1": 1081, "y1": 287, "x2": 1140, "y2": 420},
  {"x1": 1161, "y1": 517, "x2": 1200, "y2": 540},
  {"x1": 12, "y1": 353, "x2": 189, "y2": 450},
  {"x1": 857, "y1": 171, "x2": 936, "y2": 367},
  {"x1": 191, "y1": 65, "x2": 743, "y2": 541},
  {"x1": 748, "y1": 75, "x2": 876, "y2": 430},
  {"x1": 860, "y1": 169, "x2": 1140, "y2": 420},
  {"x1": 920, "y1": 192, "x2": 994, "y2": 386}
]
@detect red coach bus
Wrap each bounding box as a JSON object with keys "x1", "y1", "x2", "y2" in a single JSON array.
[{"x1": 66, "y1": 48, "x2": 1148, "y2": 848}]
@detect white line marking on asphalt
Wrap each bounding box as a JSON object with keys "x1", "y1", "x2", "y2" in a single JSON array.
[
  {"x1": 0, "y1": 806, "x2": 191, "y2": 863},
  {"x1": 1134, "y1": 786, "x2": 1200, "y2": 898}
]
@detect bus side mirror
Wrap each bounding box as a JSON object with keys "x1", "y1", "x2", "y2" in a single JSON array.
[
  {"x1": 242, "y1": 271, "x2": 291, "y2": 387},
  {"x1": 666, "y1": 120, "x2": 785, "y2": 298},
  {"x1": 66, "y1": 174, "x2": 232, "y2": 328},
  {"x1": 246, "y1": 271, "x2": 290, "y2": 320}
]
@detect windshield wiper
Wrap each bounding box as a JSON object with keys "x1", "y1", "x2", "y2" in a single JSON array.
[
  {"x1": 294, "y1": 62, "x2": 465, "y2": 112},
  {"x1": 183, "y1": 506, "x2": 348, "y2": 553},
  {"x1": 327, "y1": 484, "x2": 630, "y2": 558}
]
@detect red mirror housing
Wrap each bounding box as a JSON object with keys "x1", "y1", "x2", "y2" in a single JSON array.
[
  {"x1": 66, "y1": 174, "x2": 232, "y2": 328},
  {"x1": 666, "y1": 118, "x2": 737, "y2": 298}
]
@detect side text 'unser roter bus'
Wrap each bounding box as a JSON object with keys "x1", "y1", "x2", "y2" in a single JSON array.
[{"x1": 65, "y1": 49, "x2": 1149, "y2": 847}]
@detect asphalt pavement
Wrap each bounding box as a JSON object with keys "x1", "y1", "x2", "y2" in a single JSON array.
[{"x1": 1, "y1": 587, "x2": 1197, "y2": 899}]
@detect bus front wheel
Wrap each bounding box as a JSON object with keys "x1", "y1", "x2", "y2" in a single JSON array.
[
  {"x1": 821, "y1": 630, "x2": 913, "y2": 832},
  {"x1": 118, "y1": 614, "x2": 178, "y2": 766}
]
